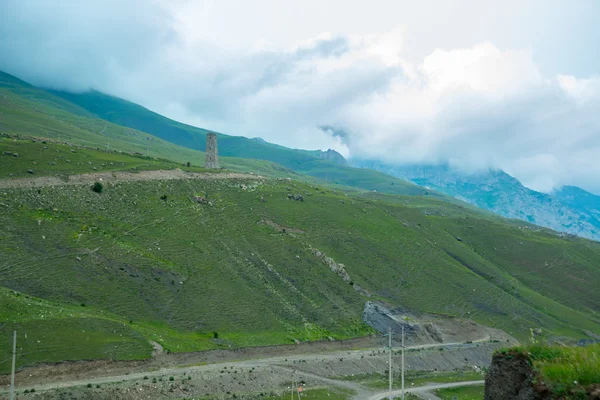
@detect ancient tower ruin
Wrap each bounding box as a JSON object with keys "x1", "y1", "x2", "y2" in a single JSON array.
[{"x1": 205, "y1": 133, "x2": 219, "y2": 169}]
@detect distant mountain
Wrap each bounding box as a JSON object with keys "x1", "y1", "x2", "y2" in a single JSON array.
[{"x1": 353, "y1": 161, "x2": 600, "y2": 241}]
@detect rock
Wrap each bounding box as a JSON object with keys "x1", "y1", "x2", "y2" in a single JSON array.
[
  {"x1": 259, "y1": 196, "x2": 266, "y2": 203},
  {"x1": 362, "y1": 301, "x2": 419, "y2": 336},
  {"x1": 287, "y1": 193, "x2": 294, "y2": 199},
  {"x1": 12, "y1": 153, "x2": 18, "y2": 158},
  {"x1": 193, "y1": 196, "x2": 209, "y2": 204},
  {"x1": 484, "y1": 351, "x2": 540, "y2": 400},
  {"x1": 27, "y1": 169, "x2": 34, "y2": 174},
  {"x1": 294, "y1": 194, "x2": 304, "y2": 202},
  {"x1": 456, "y1": 236, "x2": 463, "y2": 242},
  {"x1": 2, "y1": 151, "x2": 12, "y2": 156}
]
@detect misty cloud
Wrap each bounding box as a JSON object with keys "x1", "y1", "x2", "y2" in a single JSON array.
[{"x1": 1, "y1": 0, "x2": 599, "y2": 194}]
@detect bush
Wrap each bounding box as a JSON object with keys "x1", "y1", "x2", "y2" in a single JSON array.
[
  {"x1": 169, "y1": 376, "x2": 174, "y2": 381},
  {"x1": 91, "y1": 182, "x2": 103, "y2": 193},
  {"x1": 186, "y1": 161, "x2": 191, "y2": 167},
  {"x1": 160, "y1": 194, "x2": 168, "y2": 201},
  {"x1": 87, "y1": 383, "x2": 92, "y2": 388},
  {"x1": 213, "y1": 331, "x2": 219, "y2": 339}
]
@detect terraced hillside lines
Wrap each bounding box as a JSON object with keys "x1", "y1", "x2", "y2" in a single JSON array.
[{"x1": 2, "y1": 153, "x2": 600, "y2": 373}]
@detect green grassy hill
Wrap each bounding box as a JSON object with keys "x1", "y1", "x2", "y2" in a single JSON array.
[{"x1": 1, "y1": 139, "x2": 600, "y2": 374}]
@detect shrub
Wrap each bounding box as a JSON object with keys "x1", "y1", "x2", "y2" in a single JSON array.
[
  {"x1": 213, "y1": 331, "x2": 219, "y2": 339},
  {"x1": 91, "y1": 182, "x2": 103, "y2": 193},
  {"x1": 87, "y1": 383, "x2": 92, "y2": 388},
  {"x1": 169, "y1": 376, "x2": 174, "y2": 381},
  {"x1": 186, "y1": 161, "x2": 191, "y2": 167},
  {"x1": 160, "y1": 194, "x2": 168, "y2": 201}
]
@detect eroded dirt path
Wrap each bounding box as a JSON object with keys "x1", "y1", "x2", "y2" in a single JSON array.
[{"x1": 0, "y1": 169, "x2": 264, "y2": 189}]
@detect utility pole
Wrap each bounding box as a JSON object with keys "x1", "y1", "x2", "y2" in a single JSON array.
[
  {"x1": 401, "y1": 325, "x2": 405, "y2": 400},
  {"x1": 388, "y1": 326, "x2": 393, "y2": 394},
  {"x1": 10, "y1": 330, "x2": 16, "y2": 400}
]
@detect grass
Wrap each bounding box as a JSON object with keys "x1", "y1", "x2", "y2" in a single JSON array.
[
  {"x1": 1, "y1": 141, "x2": 600, "y2": 372},
  {"x1": 1, "y1": 70, "x2": 600, "y2": 373},
  {"x1": 435, "y1": 385, "x2": 484, "y2": 399},
  {"x1": 0, "y1": 134, "x2": 215, "y2": 179},
  {"x1": 264, "y1": 387, "x2": 355, "y2": 400},
  {"x1": 499, "y1": 344, "x2": 600, "y2": 397}
]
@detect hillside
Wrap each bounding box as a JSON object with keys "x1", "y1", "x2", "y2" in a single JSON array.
[
  {"x1": 353, "y1": 161, "x2": 600, "y2": 242},
  {"x1": 1, "y1": 138, "x2": 600, "y2": 374}
]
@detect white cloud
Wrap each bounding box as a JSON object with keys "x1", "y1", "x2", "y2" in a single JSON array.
[{"x1": 1, "y1": 0, "x2": 600, "y2": 194}]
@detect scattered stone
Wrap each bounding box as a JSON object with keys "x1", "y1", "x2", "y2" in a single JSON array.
[
  {"x1": 456, "y1": 237, "x2": 463, "y2": 242},
  {"x1": 27, "y1": 169, "x2": 34, "y2": 174},
  {"x1": 12, "y1": 152, "x2": 18, "y2": 158},
  {"x1": 287, "y1": 193, "x2": 294, "y2": 199},
  {"x1": 2, "y1": 151, "x2": 12, "y2": 156},
  {"x1": 259, "y1": 196, "x2": 266, "y2": 203},
  {"x1": 294, "y1": 194, "x2": 304, "y2": 202},
  {"x1": 194, "y1": 196, "x2": 209, "y2": 205}
]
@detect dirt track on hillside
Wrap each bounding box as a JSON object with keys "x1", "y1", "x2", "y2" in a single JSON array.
[
  {"x1": 0, "y1": 169, "x2": 264, "y2": 189},
  {"x1": 1, "y1": 336, "x2": 504, "y2": 400}
]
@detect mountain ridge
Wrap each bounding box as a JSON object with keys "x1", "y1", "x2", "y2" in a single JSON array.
[{"x1": 352, "y1": 160, "x2": 600, "y2": 242}]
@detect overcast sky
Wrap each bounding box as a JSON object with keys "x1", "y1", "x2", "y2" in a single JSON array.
[{"x1": 1, "y1": 0, "x2": 599, "y2": 193}]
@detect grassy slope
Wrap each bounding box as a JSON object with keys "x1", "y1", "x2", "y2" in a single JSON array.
[
  {"x1": 500, "y1": 344, "x2": 600, "y2": 397},
  {"x1": 1, "y1": 140, "x2": 600, "y2": 373}
]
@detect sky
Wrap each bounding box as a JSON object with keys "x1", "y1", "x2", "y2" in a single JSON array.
[{"x1": 1, "y1": 0, "x2": 600, "y2": 193}]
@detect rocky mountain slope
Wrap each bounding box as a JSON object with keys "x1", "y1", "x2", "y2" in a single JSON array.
[{"x1": 353, "y1": 161, "x2": 600, "y2": 242}]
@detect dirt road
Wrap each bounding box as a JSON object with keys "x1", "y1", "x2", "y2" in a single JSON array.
[
  {"x1": 0, "y1": 169, "x2": 263, "y2": 189},
  {"x1": 369, "y1": 380, "x2": 485, "y2": 400},
  {"x1": 0, "y1": 338, "x2": 498, "y2": 399}
]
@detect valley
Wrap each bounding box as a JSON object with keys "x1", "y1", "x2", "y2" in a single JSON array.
[{"x1": 1, "y1": 71, "x2": 600, "y2": 399}]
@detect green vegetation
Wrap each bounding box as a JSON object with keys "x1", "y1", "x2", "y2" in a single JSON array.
[
  {"x1": 1, "y1": 142, "x2": 600, "y2": 372},
  {"x1": 1, "y1": 69, "x2": 600, "y2": 375},
  {"x1": 263, "y1": 387, "x2": 354, "y2": 400},
  {"x1": 500, "y1": 344, "x2": 600, "y2": 397},
  {"x1": 435, "y1": 385, "x2": 484, "y2": 399}
]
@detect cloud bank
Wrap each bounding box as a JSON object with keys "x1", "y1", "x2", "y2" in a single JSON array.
[{"x1": 1, "y1": 0, "x2": 599, "y2": 193}]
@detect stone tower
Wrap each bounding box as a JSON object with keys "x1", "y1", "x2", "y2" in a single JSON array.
[{"x1": 205, "y1": 133, "x2": 219, "y2": 169}]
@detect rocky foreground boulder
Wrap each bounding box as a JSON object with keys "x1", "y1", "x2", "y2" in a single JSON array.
[{"x1": 485, "y1": 350, "x2": 600, "y2": 399}]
